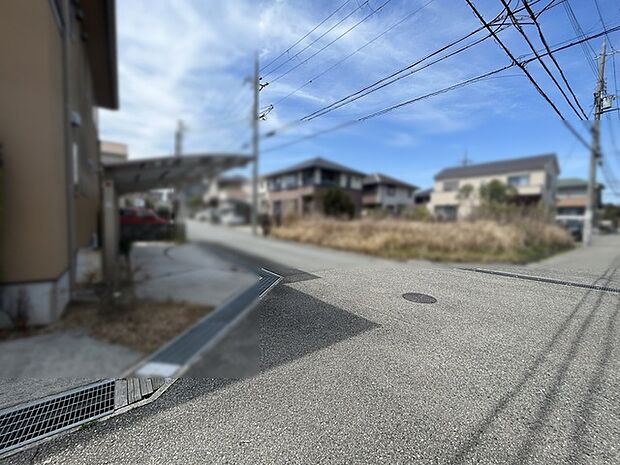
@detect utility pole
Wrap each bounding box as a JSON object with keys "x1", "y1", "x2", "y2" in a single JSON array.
[
  {"x1": 251, "y1": 52, "x2": 259, "y2": 236},
  {"x1": 584, "y1": 41, "x2": 606, "y2": 246},
  {"x1": 174, "y1": 119, "x2": 186, "y2": 157}
]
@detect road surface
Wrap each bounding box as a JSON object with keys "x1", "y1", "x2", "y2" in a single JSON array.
[{"x1": 8, "y1": 224, "x2": 620, "y2": 464}]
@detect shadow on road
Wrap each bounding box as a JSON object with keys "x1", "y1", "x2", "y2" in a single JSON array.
[
  {"x1": 449, "y1": 258, "x2": 620, "y2": 464},
  {"x1": 13, "y1": 280, "x2": 380, "y2": 464}
]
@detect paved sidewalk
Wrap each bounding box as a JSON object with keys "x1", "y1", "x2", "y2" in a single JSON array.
[{"x1": 132, "y1": 242, "x2": 258, "y2": 306}]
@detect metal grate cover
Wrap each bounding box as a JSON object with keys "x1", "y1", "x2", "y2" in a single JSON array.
[
  {"x1": 403, "y1": 293, "x2": 437, "y2": 304},
  {"x1": 0, "y1": 380, "x2": 115, "y2": 455}
]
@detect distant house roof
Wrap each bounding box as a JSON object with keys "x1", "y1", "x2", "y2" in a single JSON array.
[
  {"x1": 363, "y1": 173, "x2": 418, "y2": 190},
  {"x1": 557, "y1": 178, "x2": 604, "y2": 189},
  {"x1": 263, "y1": 157, "x2": 365, "y2": 178},
  {"x1": 414, "y1": 188, "x2": 433, "y2": 198},
  {"x1": 435, "y1": 154, "x2": 559, "y2": 180}
]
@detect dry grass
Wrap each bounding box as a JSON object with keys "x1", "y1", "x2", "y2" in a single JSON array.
[
  {"x1": 0, "y1": 301, "x2": 213, "y2": 353},
  {"x1": 271, "y1": 217, "x2": 574, "y2": 263}
]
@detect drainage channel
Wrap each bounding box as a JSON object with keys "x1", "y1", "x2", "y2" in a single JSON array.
[
  {"x1": 459, "y1": 267, "x2": 620, "y2": 294},
  {"x1": 133, "y1": 267, "x2": 281, "y2": 377},
  {"x1": 0, "y1": 268, "x2": 281, "y2": 458}
]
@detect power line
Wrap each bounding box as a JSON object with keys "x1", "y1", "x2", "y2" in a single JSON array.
[
  {"x1": 272, "y1": 0, "x2": 436, "y2": 107},
  {"x1": 563, "y1": 0, "x2": 598, "y2": 76},
  {"x1": 534, "y1": 0, "x2": 565, "y2": 19},
  {"x1": 593, "y1": 0, "x2": 615, "y2": 50},
  {"x1": 303, "y1": 30, "x2": 499, "y2": 122},
  {"x1": 600, "y1": 158, "x2": 620, "y2": 197},
  {"x1": 466, "y1": 0, "x2": 571, "y2": 123},
  {"x1": 263, "y1": 65, "x2": 514, "y2": 153},
  {"x1": 261, "y1": 1, "x2": 368, "y2": 79},
  {"x1": 263, "y1": 22, "x2": 620, "y2": 153},
  {"x1": 267, "y1": 0, "x2": 395, "y2": 85},
  {"x1": 521, "y1": 0, "x2": 588, "y2": 118},
  {"x1": 264, "y1": 15, "x2": 620, "y2": 143},
  {"x1": 260, "y1": 0, "x2": 353, "y2": 74},
  {"x1": 295, "y1": 0, "x2": 553, "y2": 123}
]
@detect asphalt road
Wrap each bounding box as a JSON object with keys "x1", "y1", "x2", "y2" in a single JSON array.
[{"x1": 7, "y1": 228, "x2": 620, "y2": 464}]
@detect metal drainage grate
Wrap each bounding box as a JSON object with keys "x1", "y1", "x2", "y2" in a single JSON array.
[
  {"x1": 403, "y1": 293, "x2": 437, "y2": 304},
  {"x1": 0, "y1": 380, "x2": 115, "y2": 455}
]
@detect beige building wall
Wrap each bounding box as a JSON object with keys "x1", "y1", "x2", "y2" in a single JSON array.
[
  {"x1": 1, "y1": 1, "x2": 114, "y2": 326},
  {"x1": 0, "y1": 1, "x2": 69, "y2": 282}
]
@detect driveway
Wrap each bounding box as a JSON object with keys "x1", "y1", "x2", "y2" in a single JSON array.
[{"x1": 7, "y1": 228, "x2": 620, "y2": 464}]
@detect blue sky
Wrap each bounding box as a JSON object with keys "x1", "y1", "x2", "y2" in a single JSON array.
[{"x1": 100, "y1": 0, "x2": 620, "y2": 202}]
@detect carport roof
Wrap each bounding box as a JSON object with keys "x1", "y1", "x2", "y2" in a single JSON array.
[{"x1": 104, "y1": 153, "x2": 253, "y2": 194}]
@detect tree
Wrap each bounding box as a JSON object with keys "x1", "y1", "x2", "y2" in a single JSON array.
[
  {"x1": 322, "y1": 188, "x2": 355, "y2": 219},
  {"x1": 479, "y1": 179, "x2": 517, "y2": 205},
  {"x1": 457, "y1": 183, "x2": 474, "y2": 201}
]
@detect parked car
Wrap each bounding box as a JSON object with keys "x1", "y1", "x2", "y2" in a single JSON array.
[
  {"x1": 119, "y1": 207, "x2": 174, "y2": 241},
  {"x1": 557, "y1": 219, "x2": 583, "y2": 242},
  {"x1": 219, "y1": 206, "x2": 246, "y2": 226},
  {"x1": 120, "y1": 207, "x2": 169, "y2": 225},
  {"x1": 194, "y1": 208, "x2": 217, "y2": 223}
]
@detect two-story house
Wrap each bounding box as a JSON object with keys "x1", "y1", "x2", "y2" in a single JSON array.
[
  {"x1": 556, "y1": 178, "x2": 604, "y2": 225},
  {"x1": 264, "y1": 157, "x2": 365, "y2": 220},
  {"x1": 429, "y1": 154, "x2": 560, "y2": 220},
  {"x1": 362, "y1": 173, "x2": 418, "y2": 214}
]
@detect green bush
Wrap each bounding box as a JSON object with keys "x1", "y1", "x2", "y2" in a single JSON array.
[{"x1": 322, "y1": 188, "x2": 355, "y2": 219}]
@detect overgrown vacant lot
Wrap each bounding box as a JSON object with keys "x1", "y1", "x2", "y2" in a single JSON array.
[{"x1": 271, "y1": 218, "x2": 574, "y2": 263}]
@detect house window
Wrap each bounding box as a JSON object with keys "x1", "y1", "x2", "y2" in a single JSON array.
[
  {"x1": 301, "y1": 169, "x2": 314, "y2": 186},
  {"x1": 386, "y1": 185, "x2": 396, "y2": 196},
  {"x1": 321, "y1": 170, "x2": 339, "y2": 186},
  {"x1": 282, "y1": 174, "x2": 297, "y2": 189},
  {"x1": 443, "y1": 180, "x2": 459, "y2": 192},
  {"x1": 507, "y1": 174, "x2": 530, "y2": 187}
]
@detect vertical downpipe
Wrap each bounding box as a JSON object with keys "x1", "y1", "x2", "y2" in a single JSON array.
[{"x1": 61, "y1": 0, "x2": 76, "y2": 300}]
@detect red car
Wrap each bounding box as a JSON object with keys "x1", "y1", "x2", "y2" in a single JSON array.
[{"x1": 119, "y1": 207, "x2": 169, "y2": 225}]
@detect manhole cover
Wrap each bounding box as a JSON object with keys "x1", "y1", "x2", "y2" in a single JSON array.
[{"x1": 402, "y1": 293, "x2": 437, "y2": 304}]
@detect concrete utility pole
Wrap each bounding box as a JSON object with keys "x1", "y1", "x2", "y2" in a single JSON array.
[
  {"x1": 251, "y1": 52, "x2": 259, "y2": 236},
  {"x1": 584, "y1": 41, "x2": 607, "y2": 246},
  {"x1": 174, "y1": 119, "x2": 186, "y2": 157}
]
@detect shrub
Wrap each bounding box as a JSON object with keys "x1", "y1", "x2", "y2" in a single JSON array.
[
  {"x1": 479, "y1": 180, "x2": 518, "y2": 205},
  {"x1": 322, "y1": 188, "x2": 355, "y2": 219}
]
